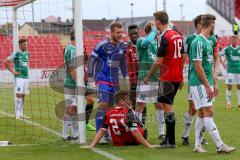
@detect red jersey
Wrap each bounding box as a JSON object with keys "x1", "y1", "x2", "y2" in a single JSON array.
[
  {"x1": 125, "y1": 41, "x2": 140, "y2": 86},
  {"x1": 102, "y1": 107, "x2": 145, "y2": 146},
  {"x1": 157, "y1": 29, "x2": 184, "y2": 82}
]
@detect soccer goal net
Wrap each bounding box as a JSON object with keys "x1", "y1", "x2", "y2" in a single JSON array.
[{"x1": 0, "y1": 0, "x2": 86, "y2": 145}]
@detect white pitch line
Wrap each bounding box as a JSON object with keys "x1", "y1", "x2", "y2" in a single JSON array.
[{"x1": 0, "y1": 111, "x2": 124, "y2": 160}]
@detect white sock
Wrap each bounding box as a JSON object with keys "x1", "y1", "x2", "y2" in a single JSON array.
[
  {"x1": 199, "y1": 126, "x2": 206, "y2": 143},
  {"x1": 156, "y1": 109, "x2": 165, "y2": 135},
  {"x1": 195, "y1": 117, "x2": 204, "y2": 147},
  {"x1": 182, "y1": 112, "x2": 193, "y2": 138},
  {"x1": 237, "y1": 89, "x2": 240, "y2": 106},
  {"x1": 135, "y1": 111, "x2": 142, "y2": 122},
  {"x1": 226, "y1": 89, "x2": 231, "y2": 105},
  {"x1": 62, "y1": 121, "x2": 70, "y2": 139},
  {"x1": 71, "y1": 116, "x2": 78, "y2": 138},
  {"x1": 204, "y1": 117, "x2": 223, "y2": 148},
  {"x1": 62, "y1": 114, "x2": 71, "y2": 139},
  {"x1": 15, "y1": 97, "x2": 22, "y2": 117},
  {"x1": 20, "y1": 104, "x2": 24, "y2": 117}
]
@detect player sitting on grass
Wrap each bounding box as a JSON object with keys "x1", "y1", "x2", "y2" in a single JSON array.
[{"x1": 82, "y1": 90, "x2": 159, "y2": 148}]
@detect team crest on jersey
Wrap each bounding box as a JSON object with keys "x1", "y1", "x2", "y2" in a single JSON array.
[
  {"x1": 119, "y1": 49, "x2": 124, "y2": 55},
  {"x1": 104, "y1": 43, "x2": 115, "y2": 54}
]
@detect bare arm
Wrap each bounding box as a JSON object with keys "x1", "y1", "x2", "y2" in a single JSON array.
[
  {"x1": 131, "y1": 129, "x2": 152, "y2": 147},
  {"x1": 69, "y1": 66, "x2": 76, "y2": 82},
  {"x1": 144, "y1": 57, "x2": 163, "y2": 84},
  {"x1": 179, "y1": 54, "x2": 187, "y2": 90},
  {"x1": 81, "y1": 128, "x2": 105, "y2": 148},
  {"x1": 4, "y1": 58, "x2": 19, "y2": 76},
  {"x1": 220, "y1": 56, "x2": 226, "y2": 69},
  {"x1": 213, "y1": 52, "x2": 220, "y2": 84}
]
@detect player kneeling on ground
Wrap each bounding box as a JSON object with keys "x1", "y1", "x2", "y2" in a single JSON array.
[{"x1": 82, "y1": 90, "x2": 159, "y2": 148}]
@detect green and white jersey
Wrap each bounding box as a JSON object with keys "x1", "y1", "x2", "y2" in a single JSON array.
[
  {"x1": 208, "y1": 35, "x2": 218, "y2": 50},
  {"x1": 189, "y1": 34, "x2": 214, "y2": 86},
  {"x1": 137, "y1": 38, "x2": 159, "y2": 81},
  {"x1": 8, "y1": 50, "x2": 29, "y2": 78},
  {"x1": 184, "y1": 33, "x2": 197, "y2": 54},
  {"x1": 184, "y1": 33, "x2": 197, "y2": 80},
  {"x1": 220, "y1": 45, "x2": 240, "y2": 74},
  {"x1": 64, "y1": 44, "x2": 76, "y2": 89}
]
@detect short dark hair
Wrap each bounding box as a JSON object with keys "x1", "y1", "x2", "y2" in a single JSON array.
[
  {"x1": 18, "y1": 38, "x2": 28, "y2": 44},
  {"x1": 115, "y1": 90, "x2": 130, "y2": 104},
  {"x1": 69, "y1": 29, "x2": 75, "y2": 41},
  {"x1": 110, "y1": 22, "x2": 123, "y2": 32},
  {"x1": 193, "y1": 15, "x2": 202, "y2": 29},
  {"x1": 153, "y1": 11, "x2": 168, "y2": 25},
  {"x1": 201, "y1": 14, "x2": 216, "y2": 28},
  {"x1": 128, "y1": 24, "x2": 138, "y2": 31}
]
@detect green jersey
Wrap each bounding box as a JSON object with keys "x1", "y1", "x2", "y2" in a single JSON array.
[
  {"x1": 184, "y1": 33, "x2": 197, "y2": 55},
  {"x1": 189, "y1": 34, "x2": 214, "y2": 86},
  {"x1": 137, "y1": 38, "x2": 159, "y2": 81},
  {"x1": 184, "y1": 33, "x2": 197, "y2": 80},
  {"x1": 64, "y1": 44, "x2": 76, "y2": 89},
  {"x1": 186, "y1": 34, "x2": 218, "y2": 81},
  {"x1": 8, "y1": 50, "x2": 29, "y2": 78},
  {"x1": 208, "y1": 35, "x2": 218, "y2": 50},
  {"x1": 220, "y1": 45, "x2": 240, "y2": 73}
]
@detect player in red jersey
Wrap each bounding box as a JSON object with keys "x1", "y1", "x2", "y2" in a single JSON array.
[
  {"x1": 82, "y1": 90, "x2": 159, "y2": 148},
  {"x1": 125, "y1": 24, "x2": 147, "y2": 125},
  {"x1": 144, "y1": 11, "x2": 185, "y2": 148}
]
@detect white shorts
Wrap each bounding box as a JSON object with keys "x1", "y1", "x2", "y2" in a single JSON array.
[
  {"x1": 15, "y1": 78, "x2": 30, "y2": 95},
  {"x1": 64, "y1": 88, "x2": 77, "y2": 107},
  {"x1": 187, "y1": 85, "x2": 193, "y2": 101},
  {"x1": 225, "y1": 73, "x2": 240, "y2": 84},
  {"x1": 136, "y1": 80, "x2": 159, "y2": 104},
  {"x1": 190, "y1": 85, "x2": 213, "y2": 110}
]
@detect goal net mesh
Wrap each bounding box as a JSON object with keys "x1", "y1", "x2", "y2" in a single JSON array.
[{"x1": 0, "y1": 0, "x2": 75, "y2": 145}]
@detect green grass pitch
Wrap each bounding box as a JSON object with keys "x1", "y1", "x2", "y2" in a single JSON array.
[{"x1": 0, "y1": 81, "x2": 239, "y2": 160}]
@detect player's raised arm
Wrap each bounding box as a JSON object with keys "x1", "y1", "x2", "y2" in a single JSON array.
[
  {"x1": 140, "y1": 25, "x2": 158, "y2": 48},
  {"x1": 144, "y1": 35, "x2": 168, "y2": 84}
]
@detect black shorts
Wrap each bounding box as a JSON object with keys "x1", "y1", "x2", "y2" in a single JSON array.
[{"x1": 157, "y1": 81, "x2": 181, "y2": 105}]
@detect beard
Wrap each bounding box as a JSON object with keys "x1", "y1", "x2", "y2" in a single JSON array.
[
  {"x1": 210, "y1": 27, "x2": 214, "y2": 36},
  {"x1": 210, "y1": 30, "x2": 214, "y2": 36},
  {"x1": 112, "y1": 35, "x2": 121, "y2": 44}
]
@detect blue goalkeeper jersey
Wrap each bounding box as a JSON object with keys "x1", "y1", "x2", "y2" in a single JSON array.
[{"x1": 88, "y1": 38, "x2": 128, "y2": 86}]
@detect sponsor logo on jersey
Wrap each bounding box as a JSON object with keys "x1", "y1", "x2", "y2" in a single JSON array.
[{"x1": 107, "y1": 58, "x2": 120, "y2": 67}]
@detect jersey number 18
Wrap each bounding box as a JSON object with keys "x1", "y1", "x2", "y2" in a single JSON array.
[{"x1": 174, "y1": 39, "x2": 182, "y2": 59}]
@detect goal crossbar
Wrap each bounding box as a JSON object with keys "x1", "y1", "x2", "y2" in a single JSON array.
[{"x1": 0, "y1": 0, "x2": 36, "y2": 8}]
